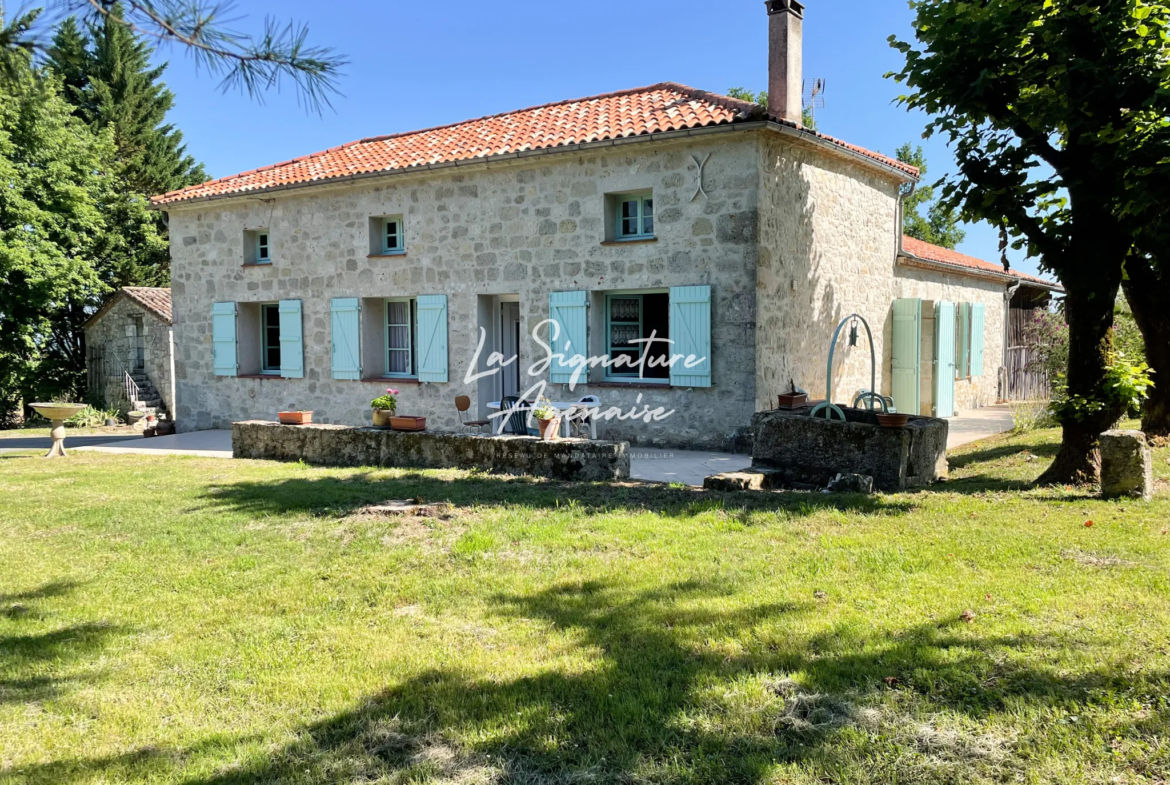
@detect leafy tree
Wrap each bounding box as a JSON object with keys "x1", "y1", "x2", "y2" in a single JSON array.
[
  {"x1": 895, "y1": 143, "x2": 965, "y2": 249},
  {"x1": 726, "y1": 87, "x2": 819, "y2": 131},
  {"x1": 2, "y1": 0, "x2": 345, "y2": 113},
  {"x1": 1121, "y1": 256, "x2": 1169, "y2": 435},
  {"x1": 0, "y1": 47, "x2": 112, "y2": 417},
  {"x1": 889, "y1": 0, "x2": 1170, "y2": 484}
]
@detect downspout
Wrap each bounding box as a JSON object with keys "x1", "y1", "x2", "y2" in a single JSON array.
[{"x1": 168, "y1": 327, "x2": 177, "y2": 424}]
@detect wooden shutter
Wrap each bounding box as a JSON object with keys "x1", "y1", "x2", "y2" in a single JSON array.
[
  {"x1": 416, "y1": 295, "x2": 449, "y2": 383},
  {"x1": 891, "y1": 298, "x2": 922, "y2": 415},
  {"x1": 935, "y1": 301, "x2": 957, "y2": 417},
  {"x1": 211, "y1": 302, "x2": 237, "y2": 377},
  {"x1": 669, "y1": 286, "x2": 712, "y2": 388},
  {"x1": 970, "y1": 303, "x2": 986, "y2": 377},
  {"x1": 279, "y1": 300, "x2": 304, "y2": 379},
  {"x1": 331, "y1": 298, "x2": 361, "y2": 380},
  {"x1": 956, "y1": 302, "x2": 971, "y2": 378},
  {"x1": 549, "y1": 291, "x2": 588, "y2": 385}
]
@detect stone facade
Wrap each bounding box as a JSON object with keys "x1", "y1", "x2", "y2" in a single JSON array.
[
  {"x1": 167, "y1": 127, "x2": 1012, "y2": 448},
  {"x1": 233, "y1": 421, "x2": 630, "y2": 482},
  {"x1": 755, "y1": 134, "x2": 1008, "y2": 415},
  {"x1": 84, "y1": 295, "x2": 174, "y2": 415}
]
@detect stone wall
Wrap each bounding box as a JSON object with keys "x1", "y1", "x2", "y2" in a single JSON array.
[
  {"x1": 169, "y1": 133, "x2": 762, "y2": 450},
  {"x1": 751, "y1": 407, "x2": 949, "y2": 492},
  {"x1": 84, "y1": 296, "x2": 173, "y2": 414},
  {"x1": 755, "y1": 134, "x2": 1008, "y2": 415},
  {"x1": 233, "y1": 421, "x2": 630, "y2": 482}
]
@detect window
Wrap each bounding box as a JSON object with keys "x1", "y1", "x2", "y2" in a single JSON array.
[
  {"x1": 243, "y1": 229, "x2": 271, "y2": 265},
  {"x1": 604, "y1": 292, "x2": 670, "y2": 380},
  {"x1": 383, "y1": 217, "x2": 404, "y2": 254},
  {"x1": 261, "y1": 304, "x2": 281, "y2": 373},
  {"x1": 616, "y1": 194, "x2": 654, "y2": 240},
  {"x1": 385, "y1": 298, "x2": 417, "y2": 377},
  {"x1": 369, "y1": 215, "x2": 406, "y2": 256}
]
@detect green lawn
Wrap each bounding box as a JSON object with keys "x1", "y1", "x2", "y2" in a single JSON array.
[{"x1": 0, "y1": 428, "x2": 1167, "y2": 784}]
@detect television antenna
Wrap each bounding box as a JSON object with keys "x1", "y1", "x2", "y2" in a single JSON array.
[{"x1": 803, "y1": 78, "x2": 827, "y2": 125}]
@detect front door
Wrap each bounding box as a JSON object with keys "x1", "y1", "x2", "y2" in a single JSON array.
[{"x1": 500, "y1": 302, "x2": 521, "y2": 399}]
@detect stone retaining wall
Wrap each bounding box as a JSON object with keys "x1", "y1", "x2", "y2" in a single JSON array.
[{"x1": 232, "y1": 421, "x2": 630, "y2": 482}]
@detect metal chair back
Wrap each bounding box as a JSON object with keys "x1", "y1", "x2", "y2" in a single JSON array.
[{"x1": 500, "y1": 395, "x2": 530, "y2": 436}]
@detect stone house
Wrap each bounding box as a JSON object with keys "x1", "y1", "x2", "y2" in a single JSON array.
[
  {"x1": 84, "y1": 287, "x2": 175, "y2": 418},
  {"x1": 152, "y1": 1, "x2": 1057, "y2": 449}
]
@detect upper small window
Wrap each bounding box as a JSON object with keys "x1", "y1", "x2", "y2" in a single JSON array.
[
  {"x1": 257, "y1": 232, "x2": 271, "y2": 263},
  {"x1": 244, "y1": 229, "x2": 271, "y2": 265},
  {"x1": 383, "y1": 217, "x2": 404, "y2": 254},
  {"x1": 616, "y1": 194, "x2": 654, "y2": 240}
]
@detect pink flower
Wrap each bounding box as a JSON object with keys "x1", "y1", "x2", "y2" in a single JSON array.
[{"x1": 386, "y1": 388, "x2": 399, "y2": 395}]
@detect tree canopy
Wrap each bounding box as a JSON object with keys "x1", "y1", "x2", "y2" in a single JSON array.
[
  {"x1": 890, "y1": 0, "x2": 1170, "y2": 483},
  {"x1": 895, "y1": 143, "x2": 965, "y2": 250}
]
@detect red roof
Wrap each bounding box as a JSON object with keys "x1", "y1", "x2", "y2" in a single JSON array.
[
  {"x1": 901, "y1": 236, "x2": 1061, "y2": 289},
  {"x1": 84, "y1": 287, "x2": 172, "y2": 328},
  {"x1": 152, "y1": 83, "x2": 918, "y2": 206}
]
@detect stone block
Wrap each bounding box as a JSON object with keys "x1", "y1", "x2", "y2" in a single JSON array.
[
  {"x1": 826, "y1": 473, "x2": 875, "y2": 495},
  {"x1": 1100, "y1": 430, "x2": 1153, "y2": 501}
]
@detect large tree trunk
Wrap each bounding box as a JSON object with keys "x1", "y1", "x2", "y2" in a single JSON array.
[
  {"x1": 1036, "y1": 242, "x2": 1127, "y2": 486},
  {"x1": 1122, "y1": 256, "x2": 1170, "y2": 437}
]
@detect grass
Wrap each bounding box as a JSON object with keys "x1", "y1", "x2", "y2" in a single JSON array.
[{"x1": 0, "y1": 426, "x2": 1167, "y2": 784}]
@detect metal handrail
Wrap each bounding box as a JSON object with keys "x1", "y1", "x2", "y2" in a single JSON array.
[{"x1": 108, "y1": 352, "x2": 142, "y2": 404}]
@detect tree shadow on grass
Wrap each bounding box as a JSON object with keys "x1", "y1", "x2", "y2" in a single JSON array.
[
  {"x1": 10, "y1": 579, "x2": 1166, "y2": 784},
  {"x1": 196, "y1": 472, "x2": 915, "y2": 523},
  {"x1": 0, "y1": 580, "x2": 126, "y2": 706}
]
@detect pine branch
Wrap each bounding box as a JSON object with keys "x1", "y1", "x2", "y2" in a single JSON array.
[{"x1": 28, "y1": 0, "x2": 349, "y2": 113}]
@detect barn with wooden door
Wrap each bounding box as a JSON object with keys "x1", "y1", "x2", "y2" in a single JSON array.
[{"x1": 889, "y1": 237, "x2": 1062, "y2": 418}]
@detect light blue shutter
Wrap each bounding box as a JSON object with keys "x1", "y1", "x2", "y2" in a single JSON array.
[
  {"x1": 891, "y1": 298, "x2": 922, "y2": 415},
  {"x1": 956, "y1": 302, "x2": 971, "y2": 379},
  {"x1": 416, "y1": 295, "x2": 448, "y2": 383},
  {"x1": 669, "y1": 285, "x2": 712, "y2": 388},
  {"x1": 279, "y1": 300, "x2": 304, "y2": 379},
  {"x1": 331, "y1": 298, "x2": 361, "y2": 380},
  {"x1": 935, "y1": 301, "x2": 957, "y2": 417},
  {"x1": 549, "y1": 291, "x2": 588, "y2": 385},
  {"x1": 211, "y1": 302, "x2": 237, "y2": 377},
  {"x1": 970, "y1": 303, "x2": 986, "y2": 377}
]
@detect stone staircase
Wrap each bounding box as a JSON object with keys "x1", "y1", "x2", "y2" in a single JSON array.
[{"x1": 128, "y1": 371, "x2": 168, "y2": 419}]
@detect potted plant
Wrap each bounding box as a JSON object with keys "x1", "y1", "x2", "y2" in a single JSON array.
[
  {"x1": 126, "y1": 410, "x2": 145, "y2": 426},
  {"x1": 533, "y1": 396, "x2": 560, "y2": 441},
  {"x1": 278, "y1": 410, "x2": 314, "y2": 425},
  {"x1": 371, "y1": 388, "x2": 399, "y2": 428},
  {"x1": 776, "y1": 379, "x2": 808, "y2": 410}
]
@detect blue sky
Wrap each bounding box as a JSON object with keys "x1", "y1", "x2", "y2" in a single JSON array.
[{"x1": 156, "y1": 0, "x2": 1039, "y2": 277}]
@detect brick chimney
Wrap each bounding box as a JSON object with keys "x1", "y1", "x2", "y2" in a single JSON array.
[{"x1": 766, "y1": 0, "x2": 804, "y2": 124}]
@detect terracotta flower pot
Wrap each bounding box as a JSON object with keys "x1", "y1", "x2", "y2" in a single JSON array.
[
  {"x1": 278, "y1": 411, "x2": 313, "y2": 425},
  {"x1": 776, "y1": 392, "x2": 808, "y2": 410},
  {"x1": 537, "y1": 417, "x2": 559, "y2": 441},
  {"x1": 390, "y1": 416, "x2": 427, "y2": 432},
  {"x1": 877, "y1": 413, "x2": 910, "y2": 429},
  {"x1": 372, "y1": 408, "x2": 396, "y2": 428}
]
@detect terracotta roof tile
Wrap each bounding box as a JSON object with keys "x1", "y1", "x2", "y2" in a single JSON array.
[
  {"x1": 85, "y1": 287, "x2": 172, "y2": 329},
  {"x1": 901, "y1": 236, "x2": 1061, "y2": 290},
  {"x1": 153, "y1": 83, "x2": 917, "y2": 206}
]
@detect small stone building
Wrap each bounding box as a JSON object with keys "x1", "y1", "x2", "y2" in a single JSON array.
[
  {"x1": 151, "y1": 2, "x2": 1058, "y2": 448},
  {"x1": 84, "y1": 287, "x2": 175, "y2": 419}
]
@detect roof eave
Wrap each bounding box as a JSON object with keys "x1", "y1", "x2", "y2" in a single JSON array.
[
  {"x1": 898, "y1": 252, "x2": 1064, "y2": 292},
  {"x1": 151, "y1": 120, "x2": 916, "y2": 210}
]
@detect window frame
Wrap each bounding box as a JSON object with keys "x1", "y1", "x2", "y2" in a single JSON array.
[
  {"x1": 614, "y1": 192, "x2": 655, "y2": 241},
  {"x1": 256, "y1": 231, "x2": 271, "y2": 263},
  {"x1": 259, "y1": 303, "x2": 282, "y2": 375},
  {"x1": 384, "y1": 297, "x2": 418, "y2": 378},
  {"x1": 382, "y1": 216, "x2": 405, "y2": 255},
  {"x1": 602, "y1": 289, "x2": 670, "y2": 383}
]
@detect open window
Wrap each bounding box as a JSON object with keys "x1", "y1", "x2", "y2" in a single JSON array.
[
  {"x1": 384, "y1": 298, "x2": 418, "y2": 377},
  {"x1": 369, "y1": 215, "x2": 406, "y2": 256},
  {"x1": 231, "y1": 300, "x2": 303, "y2": 378},
  {"x1": 603, "y1": 291, "x2": 671, "y2": 381},
  {"x1": 243, "y1": 229, "x2": 271, "y2": 265}
]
